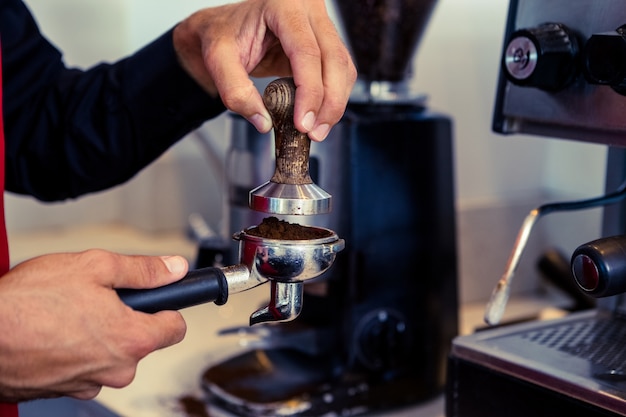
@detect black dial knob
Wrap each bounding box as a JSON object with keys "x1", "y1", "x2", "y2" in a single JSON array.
[
  {"x1": 353, "y1": 309, "x2": 409, "y2": 371},
  {"x1": 571, "y1": 235, "x2": 626, "y2": 297},
  {"x1": 583, "y1": 25, "x2": 626, "y2": 94},
  {"x1": 503, "y1": 22, "x2": 580, "y2": 91}
]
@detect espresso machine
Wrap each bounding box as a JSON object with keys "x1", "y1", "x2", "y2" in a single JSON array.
[
  {"x1": 447, "y1": 1, "x2": 626, "y2": 415},
  {"x1": 197, "y1": 0, "x2": 459, "y2": 415}
]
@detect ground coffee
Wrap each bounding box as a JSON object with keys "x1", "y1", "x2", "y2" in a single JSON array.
[
  {"x1": 177, "y1": 395, "x2": 210, "y2": 417},
  {"x1": 246, "y1": 217, "x2": 332, "y2": 240}
]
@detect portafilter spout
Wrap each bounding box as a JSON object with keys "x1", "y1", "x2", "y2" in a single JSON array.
[
  {"x1": 249, "y1": 77, "x2": 331, "y2": 215},
  {"x1": 115, "y1": 223, "x2": 344, "y2": 325}
]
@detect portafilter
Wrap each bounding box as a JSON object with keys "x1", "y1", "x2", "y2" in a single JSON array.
[
  {"x1": 117, "y1": 78, "x2": 344, "y2": 325},
  {"x1": 117, "y1": 223, "x2": 344, "y2": 325}
]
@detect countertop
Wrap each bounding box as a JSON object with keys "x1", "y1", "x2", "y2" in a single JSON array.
[
  {"x1": 92, "y1": 293, "x2": 564, "y2": 417},
  {"x1": 10, "y1": 224, "x2": 568, "y2": 417}
]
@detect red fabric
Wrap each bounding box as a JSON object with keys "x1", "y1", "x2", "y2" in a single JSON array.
[
  {"x1": 0, "y1": 404, "x2": 17, "y2": 417},
  {"x1": 0, "y1": 47, "x2": 8, "y2": 274},
  {"x1": 0, "y1": 44, "x2": 18, "y2": 417}
]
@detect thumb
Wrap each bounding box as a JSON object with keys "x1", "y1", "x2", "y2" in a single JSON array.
[
  {"x1": 102, "y1": 253, "x2": 189, "y2": 290},
  {"x1": 159, "y1": 256, "x2": 189, "y2": 279}
]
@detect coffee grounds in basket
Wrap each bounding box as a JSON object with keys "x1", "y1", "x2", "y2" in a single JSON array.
[
  {"x1": 178, "y1": 395, "x2": 210, "y2": 417},
  {"x1": 246, "y1": 216, "x2": 332, "y2": 240}
]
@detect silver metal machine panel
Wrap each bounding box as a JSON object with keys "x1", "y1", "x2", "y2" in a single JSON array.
[
  {"x1": 493, "y1": 0, "x2": 626, "y2": 146},
  {"x1": 451, "y1": 310, "x2": 626, "y2": 414}
]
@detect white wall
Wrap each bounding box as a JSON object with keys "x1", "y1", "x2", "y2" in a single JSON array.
[
  {"x1": 412, "y1": 0, "x2": 607, "y2": 205},
  {"x1": 411, "y1": 0, "x2": 607, "y2": 302},
  {"x1": 6, "y1": 0, "x2": 235, "y2": 234},
  {"x1": 9, "y1": 0, "x2": 609, "y2": 302}
]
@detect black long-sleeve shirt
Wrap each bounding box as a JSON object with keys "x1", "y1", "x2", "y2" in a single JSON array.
[{"x1": 1, "y1": 0, "x2": 226, "y2": 201}]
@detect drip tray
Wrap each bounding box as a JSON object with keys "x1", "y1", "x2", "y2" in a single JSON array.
[
  {"x1": 202, "y1": 348, "x2": 441, "y2": 416},
  {"x1": 201, "y1": 348, "x2": 337, "y2": 416},
  {"x1": 450, "y1": 310, "x2": 626, "y2": 414}
]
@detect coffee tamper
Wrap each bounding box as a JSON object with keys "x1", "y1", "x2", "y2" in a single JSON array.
[{"x1": 249, "y1": 77, "x2": 331, "y2": 215}]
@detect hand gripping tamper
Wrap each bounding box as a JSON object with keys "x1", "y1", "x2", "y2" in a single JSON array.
[{"x1": 249, "y1": 77, "x2": 332, "y2": 215}]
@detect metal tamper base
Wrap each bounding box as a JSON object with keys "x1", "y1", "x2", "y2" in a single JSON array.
[{"x1": 249, "y1": 182, "x2": 331, "y2": 215}]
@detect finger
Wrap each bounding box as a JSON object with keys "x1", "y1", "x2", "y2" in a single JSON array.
[
  {"x1": 206, "y1": 41, "x2": 273, "y2": 133},
  {"x1": 88, "y1": 311, "x2": 185, "y2": 390},
  {"x1": 120, "y1": 254, "x2": 188, "y2": 290},
  {"x1": 308, "y1": 17, "x2": 357, "y2": 141},
  {"x1": 145, "y1": 310, "x2": 187, "y2": 349},
  {"x1": 68, "y1": 385, "x2": 102, "y2": 400},
  {"x1": 270, "y1": 2, "x2": 356, "y2": 141},
  {"x1": 124, "y1": 310, "x2": 186, "y2": 360},
  {"x1": 271, "y1": 9, "x2": 324, "y2": 135},
  {"x1": 80, "y1": 250, "x2": 189, "y2": 290}
]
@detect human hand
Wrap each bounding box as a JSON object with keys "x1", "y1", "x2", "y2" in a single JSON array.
[
  {"x1": 0, "y1": 250, "x2": 188, "y2": 402},
  {"x1": 173, "y1": 0, "x2": 357, "y2": 141}
]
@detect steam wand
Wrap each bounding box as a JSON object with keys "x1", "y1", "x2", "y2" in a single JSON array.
[{"x1": 484, "y1": 178, "x2": 626, "y2": 325}]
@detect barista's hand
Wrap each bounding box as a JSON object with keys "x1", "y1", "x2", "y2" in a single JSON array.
[
  {"x1": 0, "y1": 250, "x2": 188, "y2": 402},
  {"x1": 173, "y1": 0, "x2": 357, "y2": 142}
]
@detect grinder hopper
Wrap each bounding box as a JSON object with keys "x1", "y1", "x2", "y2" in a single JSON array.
[{"x1": 333, "y1": 0, "x2": 439, "y2": 98}]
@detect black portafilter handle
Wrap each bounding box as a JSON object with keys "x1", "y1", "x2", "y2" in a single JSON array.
[
  {"x1": 571, "y1": 235, "x2": 626, "y2": 298},
  {"x1": 116, "y1": 267, "x2": 228, "y2": 313}
]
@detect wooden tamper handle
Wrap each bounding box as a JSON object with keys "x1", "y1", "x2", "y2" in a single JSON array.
[
  {"x1": 263, "y1": 77, "x2": 313, "y2": 185},
  {"x1": 248, "y1": 77, "x2": 331, "y2": 215}
]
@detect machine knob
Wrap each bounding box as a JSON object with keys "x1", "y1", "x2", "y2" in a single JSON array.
[
  {"x1": 353, "y1": 309, "x2": 409, "y2": 371},
  {"x1": 503, "y1": 22, "x2": 580, "y2": 91},
  {"x1": 583, "y1": 25, "x2": 626, "y2": 94},
  {"x1": 571, "y1": 235, "x2": 626, "y2": 297}
]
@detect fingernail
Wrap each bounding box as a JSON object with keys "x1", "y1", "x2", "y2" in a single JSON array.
[
  {"x1": 302, "y1": 111, "x2": 316, "y2": 131},
  {"x1": 310, "y1": 123, "x2": 330, "y2": 141},
  {"x1": 249, "y1": 113, "x2": 272, "y2": 133},
  {"x1": 161, "y1": 256, "x2": 187, "y2": 275}
]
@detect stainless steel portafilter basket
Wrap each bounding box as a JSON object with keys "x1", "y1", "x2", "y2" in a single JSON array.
[
  {"x1": 235, "y1": 227, "x2": 343, "y2": 284},
  {"x1": 116, "y1": 224, "x2": 344, "y2": 325},
  {"x1": 234, "y1": 227, "x2": 344, "y2": 324},
  {"x1": 249, "y1": 77, "x2": 331, "y2": 215}
]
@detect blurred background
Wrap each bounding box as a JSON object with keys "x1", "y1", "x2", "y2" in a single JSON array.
[{"x1": 8, "y1": 0, "x2": 608, "y2": 303}]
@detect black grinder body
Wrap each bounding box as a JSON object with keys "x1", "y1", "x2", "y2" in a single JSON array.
[{"x1": 300, "y1": 100, "x2": 459, "y2": 405}]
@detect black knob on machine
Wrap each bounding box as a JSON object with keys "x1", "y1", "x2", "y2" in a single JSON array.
[
  {"x1": 583, "y1": 24, "x2": 626, "y2": 94},
  {"x1": 503, "y1": 22, "x2": 580, "y2": 91},
  {"x1": 571, "y1": 235, "x2": 626, "y2": 298},
  {"x1": 353, "y1": 309, "x2": 409, "y2": 371}
]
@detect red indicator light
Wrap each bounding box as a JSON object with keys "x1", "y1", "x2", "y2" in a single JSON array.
[{"x1": 572, "y1": 254, "x2": 600, "y2": 292}]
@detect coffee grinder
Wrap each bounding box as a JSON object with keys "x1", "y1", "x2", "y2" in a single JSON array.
[{"x1": 201, "y1": 1, "x2": 459, "y2": 415}]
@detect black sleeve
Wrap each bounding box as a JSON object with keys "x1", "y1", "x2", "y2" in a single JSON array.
[{"x1": 1, "y1": 0, "x2": 226, "y2": 201}]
